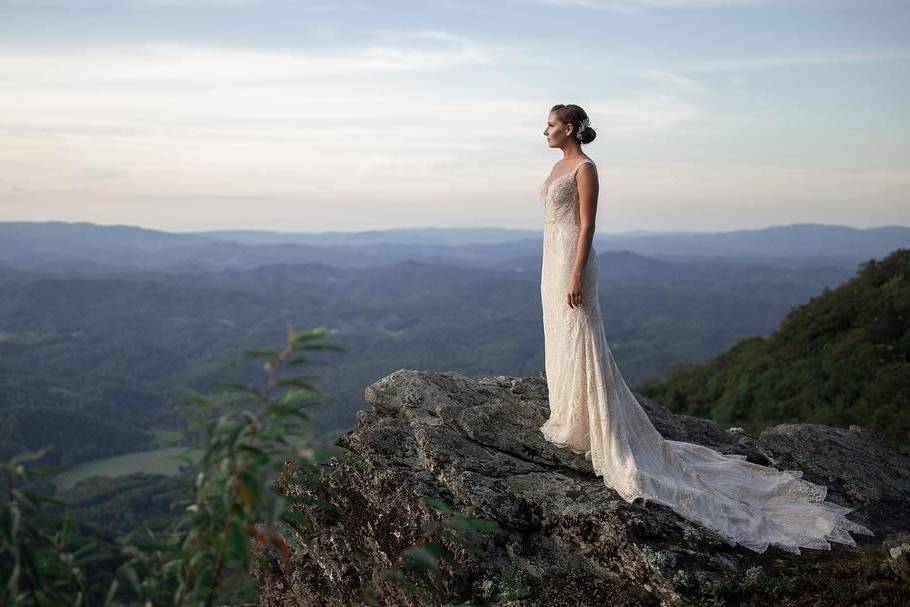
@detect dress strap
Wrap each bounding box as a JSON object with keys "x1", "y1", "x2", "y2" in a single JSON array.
[{"x1": 572, "y1": 158, "x2": 593, "y2": 176}]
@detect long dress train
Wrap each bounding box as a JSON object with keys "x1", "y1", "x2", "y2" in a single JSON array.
[{"x1": 538, "y1": 156, "x2": 875, "y2": 555}]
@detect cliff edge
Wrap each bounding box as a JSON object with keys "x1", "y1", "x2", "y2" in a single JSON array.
[{"x1": 252, "y1": 369, "x2": 910, "y2": 606}]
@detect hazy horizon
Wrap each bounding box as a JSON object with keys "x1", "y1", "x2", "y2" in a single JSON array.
[
  {"x1": 4, "y1": 219, "x2": 909, "y2": 239},
  {"x1": 1, "y1": 0, "x2": 908, "y2": 233}
]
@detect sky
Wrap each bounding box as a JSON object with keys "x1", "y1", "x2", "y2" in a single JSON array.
[{"x1": 0, "y1": 0, "x2": 907, "y2": 234}]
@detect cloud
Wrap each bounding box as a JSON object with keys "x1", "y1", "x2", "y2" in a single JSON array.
[
  {"x1": 0, "y1": 34, "x2": 491, "y2": 88},
  {"x1": 0, "y1": 0, "x2": 300, "y2": 7},
  {"x1": 621, "y1": 68, "x2": 709, "y2": 94},
  {"x1": 0, "y1": 34, "x2": 716, "y2": 215},
  {"x1": 538, "y1": 0, "x2": 773, "y2": 12},
  {"x1": 612, "y1": 49, "x2": 909, "y2": 91},
  {"x1": 140, "y1": 0, "x2": 278, "y2": 5},
  {"x1": 679, "y1": 49, "x2": 910, "y2": 73}
]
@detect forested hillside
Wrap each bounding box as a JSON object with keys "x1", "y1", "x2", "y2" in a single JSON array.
[
  {"x1": 637, "y1": 248, "x2": 910, "y2": 453},
  {"x1": 1, "y1": 254, "x2": 848, "y2": 468}
]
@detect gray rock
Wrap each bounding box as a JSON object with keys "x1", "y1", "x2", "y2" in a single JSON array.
[
  {"x1": 252, "y1": 369, "x2": 910, "y2": 606},
  {"x1": 756, "y1": 423, "x2": 910, "y2": 537}
]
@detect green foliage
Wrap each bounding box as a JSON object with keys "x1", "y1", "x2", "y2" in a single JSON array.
[
  {"x1": 57, "y1": 472, "x2": 191, "y2": 537},
  {"x1": 637, "y1": 249, "x2": 910, "y2": 453},
  {"x1": 114, "y1": 323, "x2": 345, "y2": 606},
  {"x1": 2, "y1": 322, "x2": 507, "y2": 606},
  {"x1": 0, "y1": 446, "x2": 119, "y2": 607},
  {"x1": 0, "y1": 322, "x2": 344, "y2": 606}
]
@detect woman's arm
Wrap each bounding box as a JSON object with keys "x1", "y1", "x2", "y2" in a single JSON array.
[
  {"x1": 567, "y1": 163, "x2": 599, "y2": 307},
  {"x1": 571, "y1": 163, "x2": 599, "y2": 275}
]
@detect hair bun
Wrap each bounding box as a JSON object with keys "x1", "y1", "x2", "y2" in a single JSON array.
[{"x1": 580, "y1": 127, "x2": 596, "y2": 144}]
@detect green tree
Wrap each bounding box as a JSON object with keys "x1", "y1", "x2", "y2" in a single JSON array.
[
  {"x1": 4, "y1": 322, "x2": 505, "y2": 606},
  {"x1": 637, "y1": 249, "x2": 910, "y2": 453},
  {"x1": 115, "y1": 323, "x2": 345, "y2": 605},
  {"x1": 1, "y1": 446, "x2": 119, "y2": 607}
]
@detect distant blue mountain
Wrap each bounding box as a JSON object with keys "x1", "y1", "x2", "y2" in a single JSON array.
[
  {"x1": 195, "y1": 226, "x2": 538, "y2": 247},
  {"x1": 0, "y1": 221, "x2": 907, "y2": 275},
  {"x1": 197, "y1": 222, "x2": 910, "y2": 264},
  {"x1": 596, "y1": 223, "x2": 910, "y2": 262}
]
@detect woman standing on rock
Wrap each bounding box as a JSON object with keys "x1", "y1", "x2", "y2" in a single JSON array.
[{"x1": 537, "y1": 102, "x2": 874, "y2": 554}]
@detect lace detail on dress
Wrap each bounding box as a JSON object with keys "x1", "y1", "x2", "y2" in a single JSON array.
[{"x1": 537, "y1": 157, "x2": 875, "y2": 555}]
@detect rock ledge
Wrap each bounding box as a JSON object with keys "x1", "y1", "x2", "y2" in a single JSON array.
[{"x1": 253, "y1": 370, "x2": 910, "y2": 606}]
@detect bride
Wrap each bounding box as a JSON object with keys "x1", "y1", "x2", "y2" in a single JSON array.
[{"x1": 537, "y1": 103, "x2": 875, "y2": 554}]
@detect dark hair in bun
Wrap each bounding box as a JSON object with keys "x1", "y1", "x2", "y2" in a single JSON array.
[{"x1": 550, "y1": 103, "x2": 596, "y2": 145}]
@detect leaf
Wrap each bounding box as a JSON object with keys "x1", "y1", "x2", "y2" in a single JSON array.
[
  {"x1": 296, "y1": 342, "x2": 346, "y2": 353},
  {"x1": 71, "y1": 541, "x2": 99, "y2": 559},
  {"x1": 6, "y1": 562, "x2": 21, "y2": 600},
  {"x1": 120, "y1": 565, "x2": 142, "y2": 595},
  {"x1": 274, "y1": 377, "x2": 319, "y2": 390},
  {"x1": 289, "y1": 326, "x2": 329, "y2": 342},
  {"x1": 7, "y1": 445, "x2": 54, "y2": 467},
  {"x1": 177, "y1": 388, "x2": 215, "y2": 410},
  {"x1": 227, "y1": 523, "x2": 249, "y2": 561},
  {"x1": 236, "y1": 480, "x2": 255, "y2": 509},
  {"x1": 267, "y1": 404, "x2": 311, "y2": 421},
  {"x1": 102, "y1": 580, "x2": 119, "y2": 607},
  {"x1": 9, "y1": 501, "x2": 21, "y2": 540},
  {"x1": 208, "y1": 381, "x2": 262, "y2": 399},
  {"x1": 278, "y1": 388, "x2": 320, "y2": 406},
  {"x1": 237, "y1": 348, "x2": 280, "y2": 362},
  {"x1": 237, "y1": 445, "x2": 270, "y2": 464},
  {"x1": 187, "y1": 550, "x2": 206, "y2": 573}
]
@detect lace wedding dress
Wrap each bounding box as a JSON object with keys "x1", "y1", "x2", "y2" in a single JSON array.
[{"x1": 538, "y1": 156, "x2": 875, "y2": 554}]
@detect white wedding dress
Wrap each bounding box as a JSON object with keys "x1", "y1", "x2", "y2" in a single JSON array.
[{"x1": 538, "y1": 156, "x2": 875, "y2": 554}]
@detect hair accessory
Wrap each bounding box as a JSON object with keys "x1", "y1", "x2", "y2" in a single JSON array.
[{"x1": 576, "y1": 117, "x2": 591, "y2": 140}]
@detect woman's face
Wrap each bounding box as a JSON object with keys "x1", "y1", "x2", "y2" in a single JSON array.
[{"x1": 544, "y1": 112, "x2": 567, "y2": 148}]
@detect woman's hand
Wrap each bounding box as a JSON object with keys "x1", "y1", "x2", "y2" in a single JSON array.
[{"x1": 567, "y1": 272, "x2": 583, "y2": 308}]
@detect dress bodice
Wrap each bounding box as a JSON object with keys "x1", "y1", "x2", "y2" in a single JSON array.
[
  {"x1": 540, "y1": 157, "x2": 596, "y2": 238},
  {"x1": 539, "y1": 156, "x2": 600, "y2": 321}
]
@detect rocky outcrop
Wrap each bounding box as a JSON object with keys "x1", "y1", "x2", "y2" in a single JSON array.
[{"x1": 252, "y1": 369, "x2": 910, "y2": 606}]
